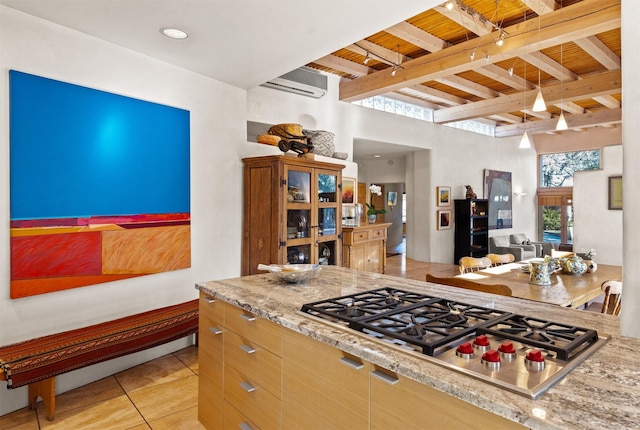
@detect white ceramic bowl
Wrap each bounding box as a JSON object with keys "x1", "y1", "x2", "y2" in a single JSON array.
[{"x1": 258, "y1": 264, "x2": 321, "y2": 283}]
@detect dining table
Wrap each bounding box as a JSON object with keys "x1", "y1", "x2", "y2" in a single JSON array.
[{"x1": 427, "y1": 261, "x2": 622, "y2": 308}]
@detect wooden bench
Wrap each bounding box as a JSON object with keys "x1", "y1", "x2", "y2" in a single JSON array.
[{"x1": 0, "y1": 299, "x2": 198, "y2": 421}]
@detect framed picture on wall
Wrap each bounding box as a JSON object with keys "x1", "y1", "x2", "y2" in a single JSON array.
[
  {"x1": 437, "y1": 210, "x2": 451, "y2": 230},
  {"x1": 342, "y1": 177, "x2": 356, "y2": 204},
  {"x1": 436, "y1": 186, "x2": 451, "y2": 207},
  {"x1": 609, "y1": 176, "x2": 622, "y2": 210}
]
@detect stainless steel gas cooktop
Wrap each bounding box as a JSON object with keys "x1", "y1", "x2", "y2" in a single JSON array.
[{"x1": 301, "y1": 287, "x2": 609, "y2": 399}]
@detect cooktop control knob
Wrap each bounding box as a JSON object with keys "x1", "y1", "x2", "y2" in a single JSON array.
[
  {"x1": 525, "y1": 349, "x2": 546, "y2": 371},
  {"x1": 455, "y1": 342, "x2": 475, "y2": 359},
  {"x1": 481, "y1": 350, "x2": 501, "y2": 370},
  {"x1": 473, "y1": 334, "x2": 491, "y2": 351},
  {"x1": 498, "y1": 341, "x2": 517, "y2": 360}
]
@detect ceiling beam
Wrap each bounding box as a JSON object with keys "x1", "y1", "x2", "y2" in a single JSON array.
[
  {"x1": 433, "y1": 70, "x2": 620, "y2": 123},
  {"x1": 339, "y1": 0, "x2": 620, "y2": 102},
  {"x1": 314, "y1": 55, "x2": 370, "y2": 77},
  {"x1": 520, "y1": 0, "x2": 557, "y2": 16},
  {"x1": 573, "y1": 35, "x2": 621, "y2": 70},
  {"x1": 384, "y1": 21, "x2": 448, "y2": 53},
  {"x1": 495, "y1": 108, "x2": 621, "y2": 137}
]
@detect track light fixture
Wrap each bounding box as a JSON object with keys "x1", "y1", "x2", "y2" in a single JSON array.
[
  {"x1": 391, "y1": 66, "x2": 398, "y2": 77},
  {"x1": 444, "y1": 0, "x2": 455, "y2": 11},
  {"x1": 470, "y1": 51, "x2": 475, "y2": 61},
  {"x1": 495, "y1": 31, "x2": 505, "y2": 47},
  {"x1": 363, "y1": 52, "x2": 370, "y2": 65}
]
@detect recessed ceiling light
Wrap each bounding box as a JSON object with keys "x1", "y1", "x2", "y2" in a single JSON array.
[
  {"x1": 373, "y1": 154, "x2": 381, "y2": 158},
  {"x1": 160, "y1": 27, "x2": 188, "y2": 40}
]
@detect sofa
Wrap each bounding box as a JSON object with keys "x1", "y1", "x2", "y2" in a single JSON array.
[
  {"x1": 509, "y1": 234, "x2": 543, "y2": 257},
  {"x1": 488, "y1": 235, "x2": 537, "y2": 261}
]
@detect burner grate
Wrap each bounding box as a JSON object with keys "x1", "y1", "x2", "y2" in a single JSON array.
[{"x1": 476, "y1": 316, "x2": 600, "y2": 361}]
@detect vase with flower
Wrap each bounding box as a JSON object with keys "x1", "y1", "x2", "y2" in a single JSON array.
[{"x1": 366, "y1": 184, "x2": 387, "y2": 224}]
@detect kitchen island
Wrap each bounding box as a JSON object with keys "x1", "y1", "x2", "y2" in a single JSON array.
[{"x1": 196, "y1": 266, "x2": 636, "y2": 430}]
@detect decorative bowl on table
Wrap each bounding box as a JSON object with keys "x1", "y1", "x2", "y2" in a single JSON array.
[{"x1": 257, "y1": 264, "x2": 321, "y2": 283}]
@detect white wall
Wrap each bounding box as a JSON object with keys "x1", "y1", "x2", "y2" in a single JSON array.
[
  {"x1": 573, "y1": 145, "x2": 623, "y2": 265},
  {"x1": 620, "y1": 0, "x2": 640, "y2": 338},
  {"x1": 0, "y1": 6, "x2": 249, "y2": 414}
]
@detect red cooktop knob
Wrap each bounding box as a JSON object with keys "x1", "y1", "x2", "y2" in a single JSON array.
[
  {"x1": 498, "y1": 341, "x2": 516, "y2": 354},
  {"x1": 526, "y1": 349, "x2": 545, "y2": 362},
  {"x1": 482, "y1": 350, "x2": 501, "y2": 363},
  {"x1": 457, "y1": 342, "x2": 475, "y2": 355},
  {"x1": 473, "y1": 335, "x2": 490, "y2": 347}
]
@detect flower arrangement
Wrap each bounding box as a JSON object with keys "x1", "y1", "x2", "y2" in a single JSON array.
[
  {"x1": 366, "y1": 184, "x2": 387, "y2": 216},
  {"x1": 582, "y1": 248, "x2": 596, "y2": 260}
]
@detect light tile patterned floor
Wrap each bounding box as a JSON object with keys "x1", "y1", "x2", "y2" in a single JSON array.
[{"x1": 0, "y1": 346, "x2": 204, "y2": 430}]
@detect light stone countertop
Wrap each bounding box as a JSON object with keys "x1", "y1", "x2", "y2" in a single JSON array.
[{"x1": 196, "y1": 266, "x2": 636, "y2": 430}]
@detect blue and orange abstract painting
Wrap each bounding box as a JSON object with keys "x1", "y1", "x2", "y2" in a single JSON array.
[{"x1": 9, "y1": 70, "x2": 191, "y2": 298}]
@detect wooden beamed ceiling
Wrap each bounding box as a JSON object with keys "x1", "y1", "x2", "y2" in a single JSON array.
[{"x1": 307, "y1": 0, "x2": 621, "y2": 137}]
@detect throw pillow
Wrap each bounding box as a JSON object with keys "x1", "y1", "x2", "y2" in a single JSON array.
[{"x1": 303, "y1": 129, "x2": 335, "y2": 157}]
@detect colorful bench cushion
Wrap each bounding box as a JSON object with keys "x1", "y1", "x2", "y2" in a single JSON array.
[{"x1": 0, "y1": 299, "x2": 198, "y2": 388}]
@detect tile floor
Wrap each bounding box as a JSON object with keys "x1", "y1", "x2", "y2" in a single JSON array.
[{"x1": 0, "y1": 346, "x2": 204, "y2": 430}]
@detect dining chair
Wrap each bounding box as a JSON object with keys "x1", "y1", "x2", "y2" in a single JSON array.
[
  {"x1": 486, "y1": 253, "x2": 515, "y2": 266},
  {"x1": 600, "y1": 280, "x2": 622, "y2": 316},
  {"x1": 458, "y1": 256, "x2": 492, "y2": 274},
  {"x1": 426, "y1": 273, "x2": 512, "y2": 297}
]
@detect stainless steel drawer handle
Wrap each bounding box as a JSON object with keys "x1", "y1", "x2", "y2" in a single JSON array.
[
  {"x1": 240, "y1": 344, "x2": 256, "y2": 354},
  {"x1": 240, "y1": 313, "x2": 256, "y2": 322},
  {"x1": 204, "y1": 297, "x2": 216, "y2": 303},
  {"x1": 371, "y1": 370, "x2": 399, "y2": 385},
  {"x1": 239, "y1": 423, "x2": 253, "y2": 430},
  {"x1": 240, "y1": 381, "x2": 255, "y2": 393},
  {"x1": 209, "y1": 326, "x2": 222, "y2": 335},
  {"x1": 339, "y1": 356, "x2": 364, "y2": 370}
]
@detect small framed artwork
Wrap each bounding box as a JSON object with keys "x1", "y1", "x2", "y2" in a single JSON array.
[
  {"x1": 437, "y1": 210, "x2": 452, "y2": 230},
  {"x1": 608, "y1": 176, "x2": 622, "y2": 210},
  {"x1": 437, "y1": 186, "x2": 451, "y2": 207},
  {"x1": 342, "y1": 177, "x2": 356, "y2": 204},
  {"x1": 387, "y1": 191, "x2": 398, "y2": 208}
]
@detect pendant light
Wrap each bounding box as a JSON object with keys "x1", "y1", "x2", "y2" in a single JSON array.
[
  {"x1": 519, "y1": 131, "x2": 531, "y2": 149},
  {"x1": 531, "y1": 5, "x2": 546, "y2": 112},
  {"x1": 555, "y1": 0, "x2": 568, "y2": 131}
]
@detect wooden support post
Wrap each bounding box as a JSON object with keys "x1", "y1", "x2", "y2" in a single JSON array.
[{"x1": 28, "y1": 377, "x2": 55, "y2": 420}]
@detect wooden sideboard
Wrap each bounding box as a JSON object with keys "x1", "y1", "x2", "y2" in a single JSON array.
[{"x1": 342, "y1": 223, "x2": 391, "y2": 274}]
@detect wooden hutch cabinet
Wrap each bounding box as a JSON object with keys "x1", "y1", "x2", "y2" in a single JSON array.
[
  {"x1": 454, "y1": 199, "x2": 489, "y2": 264},
  {"x1": 242, "y1": 155, "x2": 344, "y2": 275}
]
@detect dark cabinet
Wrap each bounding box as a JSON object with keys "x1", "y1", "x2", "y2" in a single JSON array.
[{"x1": 454, "y1": 199, "x2": 489, "y2": 263}]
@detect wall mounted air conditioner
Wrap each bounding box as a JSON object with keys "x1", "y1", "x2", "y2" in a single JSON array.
[{"x1": 261, "y1": 67, "x2": 327, "y2": 98}]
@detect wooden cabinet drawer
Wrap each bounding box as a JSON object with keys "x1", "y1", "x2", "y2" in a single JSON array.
[
  {"x1": 224, "y1": 364, "x2": 281, "y2": 430},
  {"x1": 370, "y1": 366, "x2": 525, "y2": 430},
  {"x1": 200, "y1": 292, "x2": 225, "y2": 324},
  {"x1": 198, "y1": 294, "x2": 224, "y2": 430},
  {"x1": 282, "y1": 330, "x2": 368, "y2": 429},
  {"x1": 224, "y1": 330, "x2": 282, "y2": 398},
  {"x1": 223, "y1": 401, "x2": 259, "y2": 430},
  {"x1": 352, "y1": 230, "x2": 369, "y2": 243},
  {"x1": 368, "y1": 227, "x2": 386, "y2": 240},
  {"x1": 224, "y1": 303, "x2": 282, "y2": 356}
]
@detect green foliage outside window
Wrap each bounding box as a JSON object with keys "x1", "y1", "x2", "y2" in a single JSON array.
[{"x1": 543, "y1": 207, "x2": 561, "y2": 231}]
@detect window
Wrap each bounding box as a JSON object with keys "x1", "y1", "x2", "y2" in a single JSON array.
[
  {"x1": 539, "y1": 150, "x2": 600, "y2": 187},
  {"x1": 537, "y1": 150, "x2": 598, "y2": 246}
]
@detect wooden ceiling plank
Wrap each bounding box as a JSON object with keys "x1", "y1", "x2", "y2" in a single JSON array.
[
  {"x1": 495, "y1": 108, "x2": 621, "y2": 137},
  {"x1": 574, "y1": 35, "x2": 621, "y2": 70},
  {"x1": 314, "y1": 55, "x2": 370, "y2": 77},
  {"x1": 433, "y1": 69, "x2": 620, "y2": 123},
  {"x1": 385, "y1": 21, "x2": 448, "y2": 53},
  {"x1": 347, "y1": 41, "x2": 408, "y2": 67},
  {"x1": 339, "y1": 0, "x2": 620, "y2": 102}
]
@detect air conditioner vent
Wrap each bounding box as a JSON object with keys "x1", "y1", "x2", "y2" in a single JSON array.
[{"x1": 261, "y1": 67, "x2": 327, "y2": 98}]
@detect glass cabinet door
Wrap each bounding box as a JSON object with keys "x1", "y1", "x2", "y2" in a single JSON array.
[
  {"x1": 287, "y1": 169, "x2": 311, "y2": 203},
  {"x1": 317, "y1": 172, "x2": 337, "y2": 203}
]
